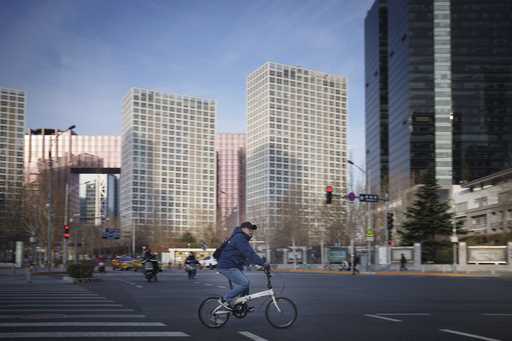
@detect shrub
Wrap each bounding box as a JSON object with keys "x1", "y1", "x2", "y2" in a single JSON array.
[{"x1": 67, "y1": 262, "x2": 95, "y2": 278}]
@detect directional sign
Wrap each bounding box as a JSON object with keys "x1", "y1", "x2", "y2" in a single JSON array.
[
  {"x1": 102, "y1": 228, "x2": 121, "y2": 240},
  {"x1": 347, "y1": 192, "x2": 356, "y2": 201},
  {"x1": 358, "y1": 193, "x2": 380, "y2": 203}
]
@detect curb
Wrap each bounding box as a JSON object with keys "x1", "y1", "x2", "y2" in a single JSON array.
[{"x1": 273, "y1": 269, "x2": 497, "y2": 278}]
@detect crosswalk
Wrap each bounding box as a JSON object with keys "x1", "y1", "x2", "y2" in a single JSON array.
[{"x1": 0, "y1": 286, "x2": 189, "y2": 339}]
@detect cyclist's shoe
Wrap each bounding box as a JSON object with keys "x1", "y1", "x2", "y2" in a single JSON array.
[
  {"x1": 217, "y1": 298, "x2": 233, "y2": 310},
  {"x1": 247, "y1": 306, "x2": 256, "y2": 313}
]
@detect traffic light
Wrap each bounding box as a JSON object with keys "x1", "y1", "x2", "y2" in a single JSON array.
[
  {"x1": 386, "y1": 213, "x2": 394, "y2": 241},
  {"x1": 64, "y1": 225, "x2": 70, "y2": 239},
  {"x1": 325, "y1": 185, "x2": 333, "y2": 204}
]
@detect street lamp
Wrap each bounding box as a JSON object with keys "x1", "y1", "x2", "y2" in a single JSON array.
[
  {"x1": 347, "y1": 159, "x2": 372, "y2": 269},
  {"x1": 47, "y1": 124, "x2": 75, "y2": 271}
]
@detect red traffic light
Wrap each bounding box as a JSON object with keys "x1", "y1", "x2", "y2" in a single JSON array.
[
  {"x1": 64, "y1": 233, "x2": 70, "y2": 239},
  {"x1": 64, "y1": 225, "x2": 70, "y2": 232},
  {"x1": 64, "y1": 225, "x2": 70, "y2": 239},
  {"x1": 326, "y1": 185, "x2": 333, "y2": 193}
]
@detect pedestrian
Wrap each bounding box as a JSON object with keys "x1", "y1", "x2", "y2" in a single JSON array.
[
  {"x1": 352, "y1": 252, "x2": 360, "y2": 275},
  {"x1": 217, "y1": 221, "x2": 269, "y2": 309},
  {"x1": 400, "y1": 253, "x2": 408, "y2": 271}
]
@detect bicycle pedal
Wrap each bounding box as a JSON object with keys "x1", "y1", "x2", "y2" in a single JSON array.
[{"x1": 247, "y1": 306, "x2": 256, "y2": 312}]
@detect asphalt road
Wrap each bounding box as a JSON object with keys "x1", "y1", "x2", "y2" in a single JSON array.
[{"x1": 0, "y1": 269, "x2": 511, "y2": 340}]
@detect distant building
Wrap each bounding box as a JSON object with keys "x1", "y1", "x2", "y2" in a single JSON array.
[
  {"x1": 246, "y1": 62, "x2": 348, "y2": 244},
  {"x1": 0, "y1": 88, "x2": 24, "y2": 220},
  {"x1": 453, "y1": 168, "x2": 512, "y2": 236},
  {"x1": 216, "y1": 133, "x2": 246, "y2": 236},
  {"x1": 120, "y1": 88, "x2": 216, "y2": 240}
]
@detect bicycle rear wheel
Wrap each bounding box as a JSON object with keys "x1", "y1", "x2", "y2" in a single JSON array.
[
  {"x1": 265, "y1": 297, "x2": 297, "y2": 328},
  {"x1": 198, "y1": 297, "x2": 230, "y2": 328}
]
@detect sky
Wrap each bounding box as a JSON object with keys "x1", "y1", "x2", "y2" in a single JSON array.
[{"x1": 0, "y1": 0, "x2": 374, "y2": 168}]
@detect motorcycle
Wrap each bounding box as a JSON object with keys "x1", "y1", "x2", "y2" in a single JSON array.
[
  {"x1": 185, "y1": 264, "x2": 197, "y2": 280},
  {"x1": 144, "y1": 260, "x2": 158, "y2": 282},
  {"x1": 97, "y1": 261, "x2": 106, "y2": 273}
]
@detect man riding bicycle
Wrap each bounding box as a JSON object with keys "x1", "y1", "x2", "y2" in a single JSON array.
[{"x1": 218, "y1": 221, "x2": 267, "y2": 309}]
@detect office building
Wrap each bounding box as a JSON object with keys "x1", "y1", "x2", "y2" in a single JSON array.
[
  {"x1": 0, "y1": 88, "x2": 24, "y2": 218},
  {"x1": 121, "y1": 88, "x2": 216, "y2": 238},
  {"x1": 216, "y1": 133, "x2": 246, "y2": 234},
  {"x1": 247, "y1": 62, "x2": 348, "y2": 243},
  {"x1": 365, "y1": 0, "x2": 512, "y2": 203}
]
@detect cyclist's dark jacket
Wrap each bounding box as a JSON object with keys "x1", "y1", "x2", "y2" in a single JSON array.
[{"x1": 218, "y1": 227, "x2": 264, "y2": 270}]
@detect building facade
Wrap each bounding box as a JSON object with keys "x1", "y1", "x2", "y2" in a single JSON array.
[
  {"x1": 121, "y1": 88, "x2": 216, "y2": 239},
  {"x1": 0, "y1": 88, "x2": 25, "y2": 218},
  {"x1": 247, "y1": 62, "x2": 348, "y2": 244},
  {"x1": 216, "y1": 133, "x2": 246, "y2": 235},
  {"x1": 366, "y1": 0, "x2": 512, "y2": 203}
]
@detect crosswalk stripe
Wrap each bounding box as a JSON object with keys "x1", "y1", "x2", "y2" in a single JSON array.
[
  {"x1": 1, "y1": 300, "x2": 114, "y2": 303},
  {"x1": 0, "y1": 309, "x2": 134, "y2": 312},
  {"x1": 2, "y1": 304, "x2": 123, "y2": 307},
  {"x1": 0, "y1": 314, "x2": 147, "y2": 319},
  {"x1": 0, "y1": 331, "x2": 189, "y2": 338},
  {"x1": 0, "y1": 322, "x2": 166, "y2": 327}
]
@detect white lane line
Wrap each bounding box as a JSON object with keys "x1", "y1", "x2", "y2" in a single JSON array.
[
  {"x1": 3, "y1": 304, "x2": 123, "y2": 307},
  {"x1": 377, "y1": 313, "x2": 431, "y2": 316},
  {"x1": 217, "y1": 286, "x2": 227, "y2": 289},
  {"x1": 135, "y1": 285, "x2": 143, "y2": 288},
  {"x1": 204, "y1": 283, "x2": 213, "y2": 286},
  {"x1": 0, "y1": 314, "x2": 146, "y2": 319},
  {"x1": 0, "y1": 322, "x2": 166, "y2": 327},
  {"x1": 2, "y1": 300, "x2": 114, "y2": 303},
  {"x1": 0, "y1": 309, "x2": 134, "y2": 312},
  {"x1": 0, "y1": 331, "x2": 189, "y2": 338},
  {"x1": 364, "y1": 314, "x2": 402, "y2": 322},
  {"x1": 238, "y1": 331, "x2": 268, "y2": 341},
  {"x1": 440, "y1": 329, "x2": 502, "y2": 341},
  {"x1": 483, "y1": 313, "x2": 512, "y2": 317}
]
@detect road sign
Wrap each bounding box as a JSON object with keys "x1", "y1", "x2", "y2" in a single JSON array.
[
  {"x1": 347, "y1": 192, "x2": 356, "y2": 201},
  {"x1": 359, "y1": 193, "x2": 380, "y2": 202}
]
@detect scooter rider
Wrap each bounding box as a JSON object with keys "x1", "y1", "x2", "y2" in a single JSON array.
[
  {"x1": 218, "y1": 221, "x2": 267, "y2": 308},
  {"x1": 142, "y1": 246, "x2": 160, "y2": 273},
  {"x1": 185, "y1": 252, "x2": 199, "y2": 279}
]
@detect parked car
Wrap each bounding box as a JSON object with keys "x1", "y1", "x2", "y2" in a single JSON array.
[{"x1": 198, "y1": 256, "x2": 217, "y2": 269}]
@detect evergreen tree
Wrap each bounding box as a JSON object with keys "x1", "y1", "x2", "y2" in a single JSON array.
[{"x1": 399, "y1": 172, "x2": 464, "y2": 261}]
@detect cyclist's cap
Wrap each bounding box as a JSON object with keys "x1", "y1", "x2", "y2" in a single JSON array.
[{"x1": 240, "y1": 221, "x2": 257, "y2": 230}]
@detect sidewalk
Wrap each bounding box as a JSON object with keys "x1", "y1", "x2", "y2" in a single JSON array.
[
  {"x1": 274, "y1": 268, "x2": 501, "y2": 278},
  {"x1": 0, "y1": 268, "x2": 68, "y2": 285}
]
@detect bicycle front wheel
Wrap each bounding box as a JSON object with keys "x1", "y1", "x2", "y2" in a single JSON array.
[
  {"x1": 198, "y1": 297, "x2": 230, "y2": 328},
  {"x1": 265, "y1": 297, "x2": 297, "y2": 328}
]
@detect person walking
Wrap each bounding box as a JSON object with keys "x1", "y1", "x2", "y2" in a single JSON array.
[
  {"x1": 400, "y1": 253, "x2": 408, "y2": 271},
  {"x1": 217, "y1": 221, "x2": 267, "y2": 309},
  {"x1": 352, "y1": 252, "x2": 360, "y2": 275}
]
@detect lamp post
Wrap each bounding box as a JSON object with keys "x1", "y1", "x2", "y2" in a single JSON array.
[
  {"x1": 347, "y1": 159, "x2": 372, "y2": 269},
  {"x1": 46, "y1": 125, "x2": 75, "y2": 271}
]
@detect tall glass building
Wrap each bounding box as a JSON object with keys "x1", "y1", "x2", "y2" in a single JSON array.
[
  {"x1": 216, "y1": 133, "x2": 246, "y2": 235},
  {"x1": 247, "y1": 62, "x2": 348, "y2": 244},
  {"x1": 121, "y1": 88, "x2": 216, "y2": 239},
  {"x1": 0, "y1": 88, "x2": 24, "y2": 218},
  {"x1": 366, "y1": 0, "x2": 512, "y2": 202}
]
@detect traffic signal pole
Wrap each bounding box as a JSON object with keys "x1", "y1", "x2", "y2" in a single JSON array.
[{"x1": 63, "y1": 182, "x2": 69, "y2": 268}]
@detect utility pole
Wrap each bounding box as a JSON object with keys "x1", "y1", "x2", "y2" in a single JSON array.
[{"x1": 47, "y1": 150, "x2": 53, "y2": 272}]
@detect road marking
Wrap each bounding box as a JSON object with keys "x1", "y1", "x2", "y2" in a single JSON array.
[
  {"x1": 135, "y1": 285, "x2": 143, "y2": 288},
  {"x1": 0, "y1": 322, "x2": 166, "y2": 327},
  {"x1": 238, "y1": 331, "x2": 268, "y2": 341},
  {"x1": 3, "y1": 304, "x2": 123, "y2": 307},
  {"x1": 440, "y1": 329, "x2": 502, "y2": 341},
  {"x1": 204, "y1": 283, "x2": 213, "y2": 286},
  {"x1": 377, "y1": 313, "x2": 431, "y2": 316},
  {"x1": 0, "y1": 331, "x2": 189, "y2": 338},
  {"x1": 217, "y1": 286, "x2": 227, "y2": 289},
  {"x1": 2, "y1": 300, "x2": 114, "y2": 303},
  {"x1": 0, "y1": 309, "x2": 134, "y2": 312},
  {"x1": 0, "y1": 314, "x2": 146, "y2": 319},
  {"x1": 364, "y1": 314, "x2": 402, "y2": 322},
  {"x1": 483, "y1": 313, "x2": 512, "y2": 317}
]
